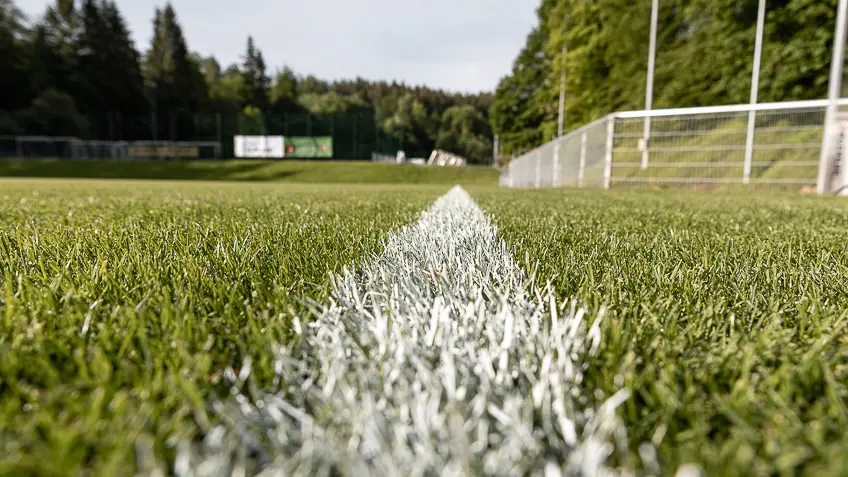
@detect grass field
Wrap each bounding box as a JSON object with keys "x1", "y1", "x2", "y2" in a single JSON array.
[
  {"x1": 2, "y1": 177, "x2": 848, "y2": 476},
  {"x1": 0, "y1": 159, "x2": 499, "y2": 185},
  {"x1": 475, "y1": 188, "x2": 848, "y2": 476},
  {"x1": 0, "y1": 179, "x2": 443, "y2": 476}
]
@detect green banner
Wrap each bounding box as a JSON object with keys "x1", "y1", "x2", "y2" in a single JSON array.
[{"x1": 284, "y1": 136, "x2": 333, "y2": 158}]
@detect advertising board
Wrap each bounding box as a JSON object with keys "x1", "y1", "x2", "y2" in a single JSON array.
[
  {"x1": 284, "y1": 137, "x2": 333, "y2": 158},
  {"x1": 234, "y1": 135, "x2": 285, "y2": 158}
]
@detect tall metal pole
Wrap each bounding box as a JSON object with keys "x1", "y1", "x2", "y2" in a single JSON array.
[
  {"x1": 557, "y1": 14, "x2": 568, "y2": 138},
  {"x1": 642, "y1": 0, "x2": 659, "y2": 169},
  {"x1": 743, "y1": 0, "x2": 766, "y2": 185},
  {"x1": 818, "y1": 0, "x2": 848, "y2": 195}
]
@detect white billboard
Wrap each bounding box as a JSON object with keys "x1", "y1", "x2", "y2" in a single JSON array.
[{"x1": 234, "y1": 135, "x2": 285, "y2": 158}]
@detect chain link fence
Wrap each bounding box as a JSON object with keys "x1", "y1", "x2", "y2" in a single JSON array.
[
  {"x1": 0, "y1": 112, "x2": 405, "y2": 160},
  {"x1": 502, "y1": 99, "x2": 848, "y2": 194}
]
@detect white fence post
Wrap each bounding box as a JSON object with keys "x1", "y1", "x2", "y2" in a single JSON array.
[
  {"x1": 553, "y1": 140, "x2": 561, "y2": 187},
  {"x1": 744, "y1": 0, "x2": 766, "y2": 185},
  {"x1": 603, "y1": 116, "x2": 615, "y2": 189},
  {"x1": 819, "y1": 0, "x2": 848, "y2": 194},
  {"x1": 578, "y1": 131, "x2": 587, "y2": 188},
  {"x1": 642, "y1": 0, "x2": 659, "y2": 170}
]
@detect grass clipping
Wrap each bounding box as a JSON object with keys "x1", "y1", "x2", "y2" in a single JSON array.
[{"x1": 172, "y1": 186, "x2": 632, "y2": 477}]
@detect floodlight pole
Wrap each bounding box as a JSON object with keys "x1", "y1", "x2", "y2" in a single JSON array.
[
  {"x1": 642, "y1": 0, "x2": 659, "y2": 170},
  {"x1": 818, "y1": 0, "x2": 848, "y2": 195},
  {"x1": 743, "y1": 0, "x2": 766, "y2": 185},
  {"x1": 557, "y1": 14, "x2": 568, "y2": 138}
]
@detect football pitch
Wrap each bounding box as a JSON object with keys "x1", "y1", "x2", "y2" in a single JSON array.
[{"x1": 1, "y1": 178, "x2": 847, "y2": 476}]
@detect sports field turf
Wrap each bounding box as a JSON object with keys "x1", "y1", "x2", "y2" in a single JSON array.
[
  {"x1": 1, "y1": 178, "x2": 847, "y2": 476},
  {"x1": 475, "y1": 188, "x2": 848, "y2": 476},
  {"x1": 0, "y1": 179, "x2": 442, "y2": 476}
]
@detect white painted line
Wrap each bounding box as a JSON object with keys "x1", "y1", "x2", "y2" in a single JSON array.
[{"x1": 175, "y1": 186, "x2": 632, "y2": 477}]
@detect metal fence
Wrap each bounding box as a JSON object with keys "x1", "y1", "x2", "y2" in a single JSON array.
[
  {"x1": 0, "y1": 136, "x2": 223, "y2": 160},
  {"x1": 502, "y1": 99, "x2": 848, "y2": 194},
  {"x1": 0, "y1": 112, "x2": 406, "y2": 160}
]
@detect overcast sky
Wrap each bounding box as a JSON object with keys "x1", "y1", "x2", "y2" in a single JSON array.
[{"x1": 19, "y1": 0, "x2": 539, "y2": 93}]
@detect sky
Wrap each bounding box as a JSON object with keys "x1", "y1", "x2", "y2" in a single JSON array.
[{"x1": 19, "y1": 0, "x2": 540, "y2": 94}]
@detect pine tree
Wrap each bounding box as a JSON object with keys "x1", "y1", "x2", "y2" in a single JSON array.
[
  {"x1": 145, "y1": 4, "x2": 201, "y2": 110},
  {"x1": 38, "y1": 0, "x2": 81, "y2": 99},
  {"x1": 0, "y1": 0, "x2": 30, "y2": 111},
  {"x1": 101, "y1": 1, "x2": 146, "y2": 113},
  {"x1": 75, "y1": 0, "x2": 108, "y2": 112},
  {"x1": 144, "y1": 3, "x2": 207, "y2": 138},
  {"x1": 241, "y1": 36, "x2": 270, "y2": 110}
]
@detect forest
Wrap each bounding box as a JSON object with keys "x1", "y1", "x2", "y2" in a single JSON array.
[
  {"x1": 0, "y1": 0, "x2": 494, "y2": 162},
  {"x1": 490, "y1": 0, "x2": 842, "y2": 156}
]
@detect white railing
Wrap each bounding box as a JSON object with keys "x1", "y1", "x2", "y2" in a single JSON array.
[{"x1": 502, "y1": 99, "x2": 848, "y2": 194}]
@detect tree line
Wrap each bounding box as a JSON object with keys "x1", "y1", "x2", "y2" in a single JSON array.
[
  {"x1": 490, "y1": 0, "x2": 841, "y2": 156},
  {"x1": 0, "y1": 0, "x2": 494, "y2": 162}
]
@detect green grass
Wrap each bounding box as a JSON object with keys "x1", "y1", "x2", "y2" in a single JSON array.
[
  {"x1": 474, "y1": 187, "x2": 848, "y2": 476},
  {"x1": 0, "y1": 159, "x2": 499, "y2": 185},
  {"x1": 0, "y1": 179, "x2": 442, "y2": 476},
  {"x1": 4, "y1": 177, "x2": 847, "y2": 476}
]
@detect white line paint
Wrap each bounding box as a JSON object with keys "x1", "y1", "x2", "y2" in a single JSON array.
[{"x1": 175, "y1": 186, "x2": 631, "y2": 477}]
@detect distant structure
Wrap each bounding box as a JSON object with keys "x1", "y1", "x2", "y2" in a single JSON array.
[
  {"x1": 371, "y1": 152, "x2": 396, "y2": 163},
  {"x1": 372, "y1": 150, "x2": 458, "y2": 166},
  {"x1": 427, "y1": 149, "x2": 467, "y2": 167}
]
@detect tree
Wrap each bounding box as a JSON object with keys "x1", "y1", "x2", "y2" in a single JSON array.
[
  {"x1": 381, "y1": 92, "x2": 434, "y2": 156},
  {"x1": 269, "y1": 66, "x2": 303, "y2": 114},
  {"x1": 490, "y1": 27, "x2": 551, "y2": 155},
  {"x1": 202, "y1": 56, "x2": 241, "y2": 113},
  {"x1": 3, "y1": 0, "x2": 497, "y2": 152},
  {"x1": 492, "y1": 0, "x2": 840, "y2": 159},
  {"x1": 436, "y1": 105, "x2": 492, "y2": 163},
  {"x1": 15, "y1": 89, "x2": 88, "y2": 136},
  {"x1": 298, "y1": 75, "x2": 329, "y2": 96},
  {"x1": 100, "y1": 1, "x2": 146, "y2": 113},
  {"x1": 25, "y1": 24, "x2": 62, "y2": 103},
  {"x1": 201, "y1": 56, "x2": 221, "y2": 90},
  {"x1": 35, "y1": 0, "x2": 80, "y2": 99},
  {"x1": 299, "y1": 91, "x2": 370, "y2": 115},
  {"x1": 240, "y1": 105, "x2": 264, "y2": 134},
  {"x1": 73, "y1": 0, "x2": 145, "y2": 118},
  {"x1": 75, "y1": 0, "x2": 106, "y2": 112},
  {"x1": 0, "y1": 0, "x2": 31, "y2": 111},
  {"x1": 144, "y1": 3, "x2": 208, "y2": 138},
  {"x1": 145, "y1": 4, "x2": 205, "y2": 110},
  {"x1": 240, "y1": 36, "x2": 270, "y2": 110}
]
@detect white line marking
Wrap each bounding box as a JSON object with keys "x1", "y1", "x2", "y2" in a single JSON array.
[{"x1": 175, "y1": 186, "x2": 631, "y2": 477}]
